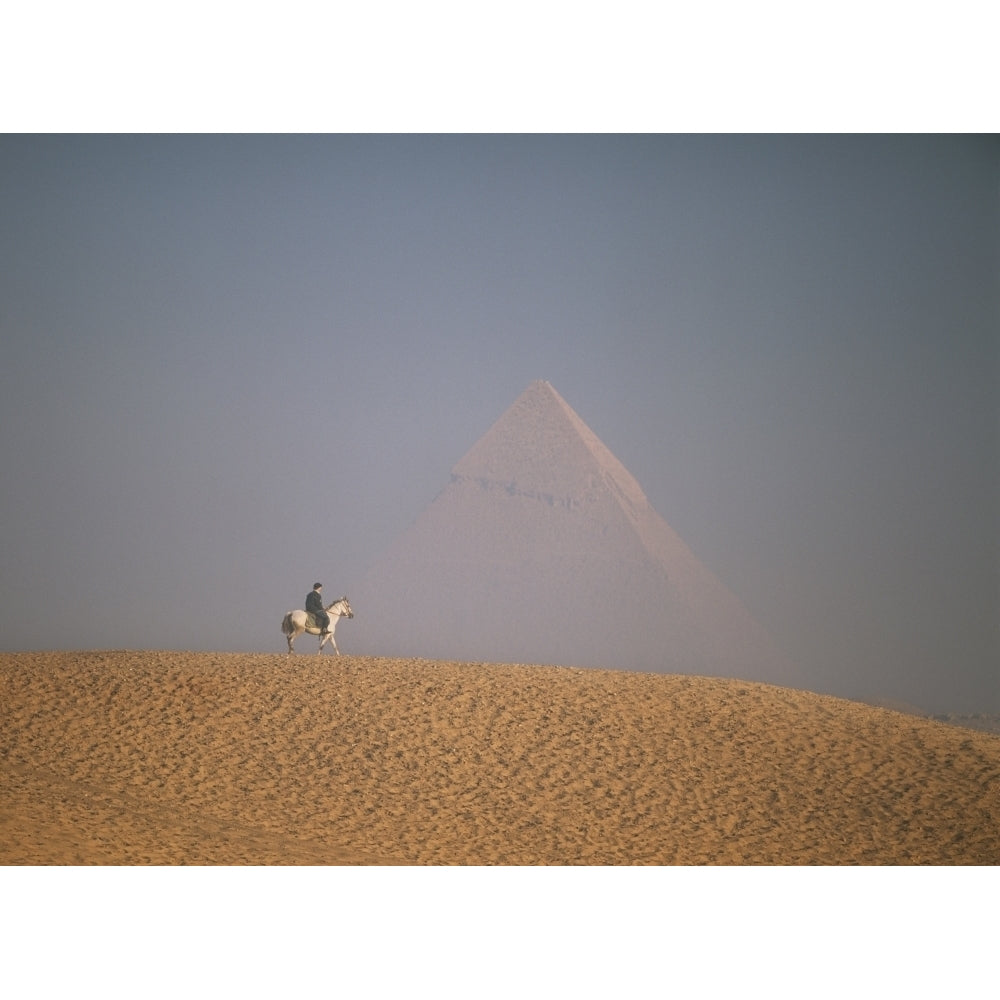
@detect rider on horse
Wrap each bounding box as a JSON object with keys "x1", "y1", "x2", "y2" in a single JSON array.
[{"x1": 305, "y1": 582, "x2": 331, "y2": 634}]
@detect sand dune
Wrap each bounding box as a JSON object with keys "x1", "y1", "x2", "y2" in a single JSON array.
[{"x1": 2, "y1": 650, "x2": 998, "y2": 865}]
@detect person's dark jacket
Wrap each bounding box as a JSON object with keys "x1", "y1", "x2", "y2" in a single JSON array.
[{"x1": 305, "y1": 590, "x2": 325, "y2": 616}]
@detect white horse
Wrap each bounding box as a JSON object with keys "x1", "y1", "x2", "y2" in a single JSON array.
[{"x1": 281, "y1": 596, "x2": 354, "y2": 655}]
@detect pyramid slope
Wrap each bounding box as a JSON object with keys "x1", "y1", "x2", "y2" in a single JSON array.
[{"x1": 353, "y1": 381, "x2": 797, "y2": 686}]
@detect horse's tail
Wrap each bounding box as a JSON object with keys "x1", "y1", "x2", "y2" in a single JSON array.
[{"x1": 281, "y1": 612, "x2": 294, "y2": 636}]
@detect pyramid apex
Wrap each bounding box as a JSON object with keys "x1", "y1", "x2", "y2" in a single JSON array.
[
  {"x1": 523, "y1": 378, "x2": 557, "y2": 395},
  {"x1": 451, "y1": 380, "x2": 646, "y2": 510}
]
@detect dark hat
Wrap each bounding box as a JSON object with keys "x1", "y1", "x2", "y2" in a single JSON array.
[{"x1": 313, "y1": 582, "x2": 323, "y2": 589}]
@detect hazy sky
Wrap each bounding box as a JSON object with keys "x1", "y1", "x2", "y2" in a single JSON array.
[{"x1": 1, "y1": 135, "x2": 996, "y2": 714}]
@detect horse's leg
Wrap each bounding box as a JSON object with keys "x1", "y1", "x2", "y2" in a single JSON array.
[{"x1": 330, "y1": 631, "x2": 341, "y2": 655}]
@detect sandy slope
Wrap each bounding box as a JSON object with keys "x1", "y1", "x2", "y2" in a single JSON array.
[{"x1": 1, "y1": 651, "x2": 998, "y2": 865}]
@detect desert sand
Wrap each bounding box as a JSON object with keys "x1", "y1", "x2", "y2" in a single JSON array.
[{"x1": 1, "y1": 650, "x2": 998, "y2": 865}]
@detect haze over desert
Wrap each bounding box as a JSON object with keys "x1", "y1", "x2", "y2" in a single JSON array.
[{"x1": 3, "y1": 649, "x2": 997, "y2": 866}]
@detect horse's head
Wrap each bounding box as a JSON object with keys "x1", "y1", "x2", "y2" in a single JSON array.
[{"x1": 339, "y1": 597, "x2": 354, "y2": 619}]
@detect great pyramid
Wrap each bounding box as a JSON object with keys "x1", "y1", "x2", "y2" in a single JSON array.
[{"x1": 352, "y1": 380, "x2": 797, "y2": 686}]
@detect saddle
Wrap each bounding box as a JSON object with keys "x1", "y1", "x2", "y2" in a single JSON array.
[{"x1": 305, "y1": 612, "x2": 330, "y2": 632}]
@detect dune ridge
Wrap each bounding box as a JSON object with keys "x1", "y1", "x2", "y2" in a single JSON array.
[{"x1": 2, "y1": 650, "x2": 998, "y2": 865}]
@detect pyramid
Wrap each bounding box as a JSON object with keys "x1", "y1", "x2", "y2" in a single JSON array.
[{"x1": 353, "y1": 380, "x2": 797, "y2": 686}]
